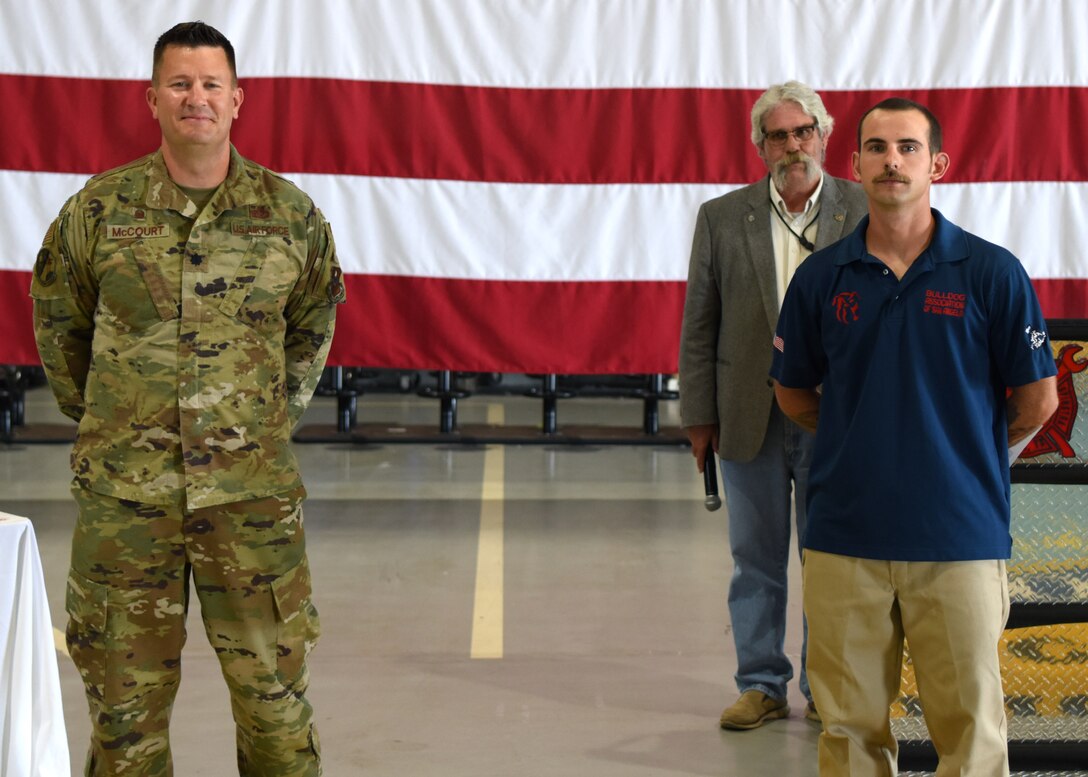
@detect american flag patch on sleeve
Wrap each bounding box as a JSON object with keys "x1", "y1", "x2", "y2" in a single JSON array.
[{"x1": 773, "y1": 334, "x2": 785, "y2": 353}]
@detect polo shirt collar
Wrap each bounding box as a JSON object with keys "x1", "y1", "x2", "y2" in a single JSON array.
[{"x1": 835, "y1": 208, "x2": 970, "y2": 266}]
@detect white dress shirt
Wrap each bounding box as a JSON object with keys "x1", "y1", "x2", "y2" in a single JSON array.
[{"x1": 769, "y1": 175, "x2": 824, "y2": 306}]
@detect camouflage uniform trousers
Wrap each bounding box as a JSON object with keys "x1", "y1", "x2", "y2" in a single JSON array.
[{"x1": 66, "y1": 483, "x2": 321, "y2": 776}]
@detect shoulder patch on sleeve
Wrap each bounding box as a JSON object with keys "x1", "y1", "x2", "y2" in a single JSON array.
[
  {"x1": 34, "y1": 247, "x2": 57, "y2": 287},
  {"x1": 30, "y1": 246, "x2": 73, "y2": 300},
  {"x1": 30, "y1": 216, "x2": 76, "y2": 300},
  {"x1": 327, "y1": 266, "x2": 346, "y2": 304}
]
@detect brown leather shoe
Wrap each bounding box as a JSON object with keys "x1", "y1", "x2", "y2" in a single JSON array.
[{"x1": 719, "y1": 690, "x2": 789, "y2": 730}]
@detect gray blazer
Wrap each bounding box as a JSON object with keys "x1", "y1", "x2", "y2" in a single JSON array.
[{"x1": 678, "y1": 175, "x2": 867, "y2": 462}]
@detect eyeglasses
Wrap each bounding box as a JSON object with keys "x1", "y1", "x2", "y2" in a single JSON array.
[{"x1": 762, "y1": 123, "x2": 819, "y2": 146}]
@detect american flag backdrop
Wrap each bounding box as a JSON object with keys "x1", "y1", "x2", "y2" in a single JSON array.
[{"x1": 1, "y1": 0, "x2": 1085, "y2": 373}]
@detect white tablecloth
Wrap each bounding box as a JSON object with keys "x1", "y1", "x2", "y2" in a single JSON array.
[{"x1": 0, "y1": 512, "x2": 70, "y2": 777}]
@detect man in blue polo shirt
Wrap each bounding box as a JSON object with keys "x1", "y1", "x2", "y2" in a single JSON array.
[{"x1": 770, "y1": 98, "x2": 1058, "y2": 776}]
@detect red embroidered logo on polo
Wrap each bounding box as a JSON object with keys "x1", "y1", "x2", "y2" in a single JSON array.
[
  {"x1": 832, "y1": 292, "x2": 860, "y2": 324},
  {"x1": 923, "y1": 289, "x2": 966, "y2": 318}
]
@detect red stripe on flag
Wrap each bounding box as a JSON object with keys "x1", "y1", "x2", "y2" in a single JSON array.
[
  {"x1": 0, "y1": 271, "x2": 37, "y2": 364},
  {"x1": 330, "y1": 275, "x2": 686, "y2": 373},
  {"x1": 0, "y1": 270, "x2": 686, "y2": 372},
  {"x1": 3, "y1": 271, "x2": 1083, "y2": 370},
  {"x1": 2, "y1": 75, "x2": 1086, "y2": 184},
  {"x1": 1033, "y1": 278, "x2": 1088, "y2": 320}
]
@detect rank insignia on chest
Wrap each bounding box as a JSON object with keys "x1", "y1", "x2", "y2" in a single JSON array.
[{"x1": 249, "y1": 205, "x2": 272, "y2": 219}]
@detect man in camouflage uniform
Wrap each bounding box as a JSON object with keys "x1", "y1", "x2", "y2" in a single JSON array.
[{"x1": 30, "y1": 21, "x2": 344, "y2": 776}]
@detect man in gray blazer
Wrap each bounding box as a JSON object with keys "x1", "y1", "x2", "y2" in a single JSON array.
[{"x1": 679, "y1": 82, "x2": 867, "y2": 730}]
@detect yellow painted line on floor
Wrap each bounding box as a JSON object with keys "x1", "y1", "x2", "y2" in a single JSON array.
[
  {"x1": 471, "y1": 404, "x2": 505, "y2": 659},
  {"x1": 54, "y1": 627, "x2": 68, "y2": 655}
]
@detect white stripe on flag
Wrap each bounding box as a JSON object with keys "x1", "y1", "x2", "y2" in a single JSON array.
[
  {"x1": 5, "y1": 169, "x2": 1087, "y2": 283},
  {"x1": 2, "y1": 1, "x2": 1086, "y2": 89}
]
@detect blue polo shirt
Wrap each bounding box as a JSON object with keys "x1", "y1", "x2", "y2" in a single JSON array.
[{"x1": 770, "y1": 209, "x2": 1056, "y2": 561}]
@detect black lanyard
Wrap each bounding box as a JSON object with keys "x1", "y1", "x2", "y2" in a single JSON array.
[{"x1": 772, "y1": 198, "x2": 819, "y2": 251}]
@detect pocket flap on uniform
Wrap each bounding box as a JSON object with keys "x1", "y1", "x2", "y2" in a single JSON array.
[
  {"x1": 65, "y1": 571, "x2": 108, "y2": 632},
  {"x1": 130, "y1": 243, "x2": 180, "y2": 322},
  {"x1": 270, "y1": 558, "x2": 313, "y2": 625},
  {"x1": 218, "y1": 242, "x2": 265, "y2": 317}
]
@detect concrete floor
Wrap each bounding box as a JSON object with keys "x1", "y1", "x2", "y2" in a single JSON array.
[{"x1": 2, "y1": 385, "x2": 818, "y2": 776}]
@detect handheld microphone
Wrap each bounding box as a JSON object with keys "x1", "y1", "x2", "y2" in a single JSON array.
[{"x1": 703, "y1": 448, "x2": 722, "y2": 511}]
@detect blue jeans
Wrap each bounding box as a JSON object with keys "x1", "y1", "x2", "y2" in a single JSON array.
[{"x1": 720, "y1": 405, "x2": 813, "y2": 703}]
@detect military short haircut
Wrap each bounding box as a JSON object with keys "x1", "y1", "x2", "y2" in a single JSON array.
[
  {"x1": 857, "y1": 97, "x2": 943, "y2": 153},
  {"x1": 152, "y1": 21, "x2": 237, "y2": 86}
]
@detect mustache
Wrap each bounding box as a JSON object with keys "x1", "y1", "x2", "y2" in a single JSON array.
[
  {"x1": 776, "y1": 151, "x2": 813, "y2": 169},
  {"x1": 771, "y1": 151, "x2": 821, "y2": 189},
  {"x1": 874, "y1": 172, "x2": 909, "y2": 183}
]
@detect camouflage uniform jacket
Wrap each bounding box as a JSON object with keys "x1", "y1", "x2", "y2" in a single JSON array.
[{"x1": 30, "y1": 146, "x2": 345, "y2": 509}]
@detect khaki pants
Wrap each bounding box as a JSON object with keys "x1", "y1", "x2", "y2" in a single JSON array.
[
  {"x1": 66, "y1": 484, "x2": 321, "y2": 777},
  {"x1": 803, "y1": 550, "x2": 1009, "y2": 777}
]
